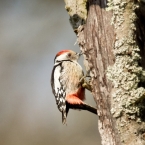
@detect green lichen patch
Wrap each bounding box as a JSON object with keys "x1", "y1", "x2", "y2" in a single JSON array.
[
  {"x1": 107, "y1": 0, "x2": 127, "y2": 27},
  {"x1": 107, "y1": 0, "x2": 145, "y2": 121},
  {"x1": 64, "y1": 0, "x2": 87, "y2": 30}
]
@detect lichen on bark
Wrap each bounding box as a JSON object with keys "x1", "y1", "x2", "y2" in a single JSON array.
[
  {"x1": 64, "y1": 0, "x2": 87, "y2": 31},
  {"x1": 106, "y1": 1, "x2": 145, "y2": 143}
]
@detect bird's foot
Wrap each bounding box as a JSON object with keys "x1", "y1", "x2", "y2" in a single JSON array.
[
  {"x1": 82, "y1": 81, "x2": 92, "y2": 92},
  {"x1": 79, "y1": 75, "x2": 92, "y2": 92}
]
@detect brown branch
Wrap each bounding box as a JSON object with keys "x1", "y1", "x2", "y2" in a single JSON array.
[{"x1": 67, "y1": 102, "x2": 97, "y2": 115}]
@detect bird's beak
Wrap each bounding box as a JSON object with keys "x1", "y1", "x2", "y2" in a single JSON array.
[{"x1": 77, "y1": 51, "x2": 84, "y2": 57}]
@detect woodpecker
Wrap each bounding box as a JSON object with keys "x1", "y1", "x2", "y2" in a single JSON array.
[{"x1": 51, "y1": 50, "x2": 97, "y2": 124}]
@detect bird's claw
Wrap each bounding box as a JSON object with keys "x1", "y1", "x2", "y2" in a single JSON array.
[
  {"x1": 82, "y1": 81, "x2": 92, "y2": 92},
  {"x1": 79, "y1": 75, "x2": 92, "y2": 92}
]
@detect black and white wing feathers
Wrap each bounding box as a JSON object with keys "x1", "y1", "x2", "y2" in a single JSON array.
[{"x1": 51, "y1": 63, "x2": 67, "y2": 124}]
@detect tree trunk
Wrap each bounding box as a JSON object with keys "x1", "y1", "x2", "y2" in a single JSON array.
[{"x1": 64, "y1": 0, "x2": 145, "y2": 144}]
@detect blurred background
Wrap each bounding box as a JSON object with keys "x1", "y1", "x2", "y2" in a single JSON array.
[{"x1": 0, "y1": 0, "x2": 101, "y2": 144}]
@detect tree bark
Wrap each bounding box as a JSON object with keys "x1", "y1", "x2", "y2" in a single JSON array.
[{"x1": 64, "y1": 0, "x2": 145, "y2": 144}]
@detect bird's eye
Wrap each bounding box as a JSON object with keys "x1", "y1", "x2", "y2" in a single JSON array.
[{"x1": 68, "y1": 53, "x2": 71, "y2": 57}]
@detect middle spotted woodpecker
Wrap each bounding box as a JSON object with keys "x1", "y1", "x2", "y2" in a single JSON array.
[{"x1": 51, "y1": 50, "x2": 97, "y2": 124}]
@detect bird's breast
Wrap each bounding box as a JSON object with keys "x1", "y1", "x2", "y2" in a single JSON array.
[{"x1": 60, "y1": 61, "x2": 83, "y2": 95}]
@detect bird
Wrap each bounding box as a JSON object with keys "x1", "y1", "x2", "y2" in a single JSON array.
[{"x1": 51, "y1": 49, "x2": 97, "y2": 124}]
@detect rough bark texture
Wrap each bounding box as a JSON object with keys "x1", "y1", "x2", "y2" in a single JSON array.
[
  {"x1": 106, "y1": 1, "x2": 145, "y2": 144},
  {"x1": 64, "y1": 0, "x2": 145, "y2": 144},
  {"x1": 77, "y1": 1, "x2": 119, "y2": 145}
]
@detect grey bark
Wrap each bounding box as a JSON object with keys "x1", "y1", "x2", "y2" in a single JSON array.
[{"x1": 64, "y1": 0, "x2": 145, "y2": 145}]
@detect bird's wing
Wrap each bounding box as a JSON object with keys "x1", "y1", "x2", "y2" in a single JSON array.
[{"x1": 51, "y1": 64, "x2": 66, "y2": 112}]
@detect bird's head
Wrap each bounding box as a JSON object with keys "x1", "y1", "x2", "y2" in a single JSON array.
[{"x1": 54, "y1": 50, "x2": 82, "y2": 65}]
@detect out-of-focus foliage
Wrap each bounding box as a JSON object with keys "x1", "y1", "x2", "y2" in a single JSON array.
[{"x1": 0, "y1": 0, "x2": 101, "y2": 144}]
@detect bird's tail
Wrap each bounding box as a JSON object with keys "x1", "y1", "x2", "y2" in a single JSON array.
[
  {"x1": 62, "y1": 107, "x2": 69, "y2": 125},
  {"x1": 62, "y1": 112, "x2": 66, "y2": 125}
]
